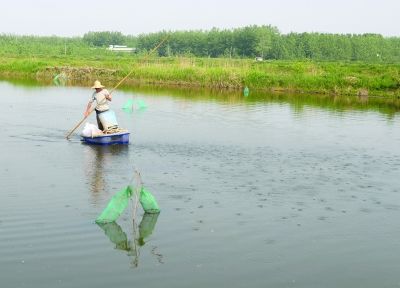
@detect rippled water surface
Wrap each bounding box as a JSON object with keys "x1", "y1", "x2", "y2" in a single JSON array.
[{"x1": 1, "y1": 80, "x2": 400, "y2": 288}]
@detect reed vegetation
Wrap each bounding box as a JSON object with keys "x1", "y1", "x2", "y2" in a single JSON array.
[{"x1": 0, "y1": 32, "x2": 399, "y2": 97}]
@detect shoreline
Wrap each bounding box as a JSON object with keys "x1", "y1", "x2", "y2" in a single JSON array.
[
  {"x1": 2, "y1": 73, "x2": 399, "y2": 116},
  {"x1": 0, "y1": 57, "x2": 399, "y2": 98}
]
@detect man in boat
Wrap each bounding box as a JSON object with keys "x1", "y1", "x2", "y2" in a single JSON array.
[{"x1": 84, "y1": 80, "x2": 118, "y2": 131}]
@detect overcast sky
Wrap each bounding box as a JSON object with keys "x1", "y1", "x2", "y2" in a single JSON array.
[{"x1": 2, "y1": 0, "x2": 399, "y2": 37}]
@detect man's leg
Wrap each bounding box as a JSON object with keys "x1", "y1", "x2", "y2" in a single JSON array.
[{"x1": 96, "y1": 113, "x2": 104, "y2": 130}]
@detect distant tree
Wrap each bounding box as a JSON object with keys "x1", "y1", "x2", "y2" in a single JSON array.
[
  {"x1": 254, "y1": 25, "x2": 279, "y2": 58},
  {"x1": 83, "y1": 31, "x2": 125, "y2": 47},
  {"x1": 269, "y1": 35, "x2": 288, "y2": 59},
  {"x1": 232, "y1": 26, "x2": 259, "y2": 57}
]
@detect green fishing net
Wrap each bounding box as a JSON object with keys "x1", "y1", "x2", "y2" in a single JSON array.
[
  {"x1": 122, "y1": 99, "x2": 134, "y2": 111},
  {"x1": 140, "y1": 187, "x2": 160, "y2": 214},
  {"x1": 95, "y1": 186, "x2": 133, "y2": 223},
  {"x1": 243, "y1": 86, "x2": 249, "y2": 97},
  {"x1": 97, "y1": 222, "x2": 130, "y2": 251},
  {"x1": 137, "y1": 99, "x2": 148, "y2": 109},
  {"x1": 122, "y1": 99, "x2": 148, "y2": 113},
  {"x1": 53, "y1": 73, "x2": 67, "y2": 86},
  {"x1": 138, "y1": 213, "x2": 159, "y2": 246},
  {"x1": 95, "y1": 185, "x2": 159, "y2": 223}
]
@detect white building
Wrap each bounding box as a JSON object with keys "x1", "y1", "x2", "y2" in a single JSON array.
[{"x1": 107, "y1": 45, "x2": 136, "y2": 52}]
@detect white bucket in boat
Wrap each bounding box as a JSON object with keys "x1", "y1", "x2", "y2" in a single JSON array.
[{"x1": 98, "y1": 110, "x2": 118, "y2": 130}]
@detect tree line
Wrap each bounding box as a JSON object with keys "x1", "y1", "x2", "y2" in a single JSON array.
[
  {"x1": 1, "y1": 25, "x2": 399, "y2": 62},
  {"x1": 130, "y1": 26, "x2": 400, "y2": 62}
]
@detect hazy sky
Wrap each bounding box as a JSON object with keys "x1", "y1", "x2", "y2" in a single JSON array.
[{"x1": 2, "y1": 0, "x2": 399, "y2": 36}]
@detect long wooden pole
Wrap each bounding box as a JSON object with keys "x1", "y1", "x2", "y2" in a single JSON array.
[
  {"x1": 65, "y1": 35, "x2": 169, "y2": 139},
  {"x1": 65, "y1": 112, "x2": 92, "y2": 140}
]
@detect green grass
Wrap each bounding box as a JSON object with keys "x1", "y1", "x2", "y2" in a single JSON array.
[{"x1": 0, "y1": 55, "x2": 399, "y2": 97}]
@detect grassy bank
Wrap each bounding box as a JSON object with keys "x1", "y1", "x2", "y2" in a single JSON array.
[{"x1": 0, "y1": 55, "x2": 399, "y2": 97}]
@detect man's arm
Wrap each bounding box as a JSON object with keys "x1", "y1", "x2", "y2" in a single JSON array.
[
  {"x1": 84, "y1": 101, "x2": 93, "y2": 117},
  {"x1": 105, "y1": 90, "x2": 112, "y2": 101}
]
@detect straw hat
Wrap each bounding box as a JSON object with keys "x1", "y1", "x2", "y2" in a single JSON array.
[{"x1": 91, "y1": 80, "x2": 105, "y2": 89}]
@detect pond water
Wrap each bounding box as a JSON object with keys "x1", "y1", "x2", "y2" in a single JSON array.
[{"x1": 1, "y1": 80, "x2": 400, "y2": 288}]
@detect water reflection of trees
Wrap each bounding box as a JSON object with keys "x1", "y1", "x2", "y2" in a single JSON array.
[
  {"x1": 97, "y1": 213, "x2": 162, "y2": 268},
  {"x1": 6, "y1": 78, "x2": 399, "y2": 117},
  {"x1": 119, "y1": 85, "x2": 400, "y2": 118}
]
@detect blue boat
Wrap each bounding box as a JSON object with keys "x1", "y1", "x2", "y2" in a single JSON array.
[{"x1": 81, "y1": 131, "x2": 130, "y2": 145}]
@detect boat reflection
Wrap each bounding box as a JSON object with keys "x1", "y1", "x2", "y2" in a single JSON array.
[{"x1": 83, "y1": 144, "x2": 129, "y2": 204}]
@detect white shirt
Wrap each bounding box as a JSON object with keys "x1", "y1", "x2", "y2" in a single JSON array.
[{"x1": 90, "y1": 89, "x2": 110, "y2": 112}]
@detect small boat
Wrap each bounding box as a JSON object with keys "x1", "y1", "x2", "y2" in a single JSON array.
[{"x1": 81, "y1": 131, "x2": 130, "y2": 145}]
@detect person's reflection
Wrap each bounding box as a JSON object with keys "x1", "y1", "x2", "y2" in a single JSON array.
[
  {"x1": 83, "y1": 145, "x2": 129, "y2": 204},
  {"x1": 97, "y1": 213, "x2": 161, "y2": 268}
]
